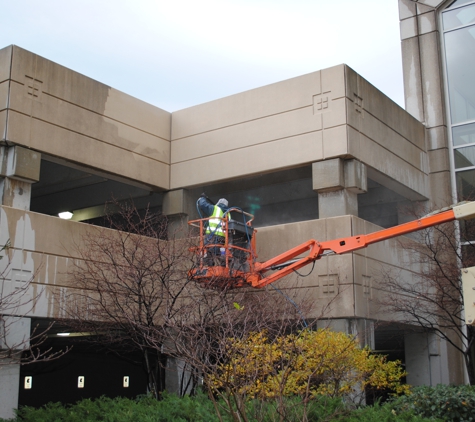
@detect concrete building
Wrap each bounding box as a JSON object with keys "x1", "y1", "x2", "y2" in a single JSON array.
[{"x1": 0, "y1": 0, "x2": 472, "y2": 416}]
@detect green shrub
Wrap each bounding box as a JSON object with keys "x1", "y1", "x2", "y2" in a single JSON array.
[
  {"x1": 5, "y1": 392, "x2": 224, "y2": 422},
  {"x1": 4, "y1": 388, "x2": 465, "y2": 422},
  {"x1": 390, "y1": 384, "x2": 475, "y2": 422},
  {"x1": 339, "y1": 401, "x2": 435, "y2": 422},
  {"x1": 244, "y1": 395, "x2": 346, "y2": 421}
]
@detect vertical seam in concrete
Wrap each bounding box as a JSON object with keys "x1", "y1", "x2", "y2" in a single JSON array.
[
  {"x1": 319, "y1": 70, "x2": 324, "y2": 158},
  {"x1": 168, "y1": 113, "x2": 172, "y2": 190},
  {"x1": 27, "y1": 53, "x2": 38, "y2": 151},
  {"x1": 351, "y1": 216, "x2": 356, "y2": 317},
  {"x1": 345, "y1": 65, "x2": 349, "y2": 155},
  {"x1": 4, "y1": 46, "x2": 13, "y2": 145},
  {"x1": 415, "y1": 2, "x2": 427, "y2": 125}
]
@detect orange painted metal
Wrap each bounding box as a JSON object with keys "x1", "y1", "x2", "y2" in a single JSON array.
[
  {"x1": 188, "y1": 208, "x2": 458, "y2": 289},
  {"x1": 317, "y1": 209, "x2": 457, "y2": 255}
]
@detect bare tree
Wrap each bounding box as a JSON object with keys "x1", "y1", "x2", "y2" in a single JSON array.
[
  {"x1": 378, "y1": 217, "x2": 475, "y2": 384},
  {"x1": 65, "y1": 200, "x2": 327, "y2": 418},
  {"x1": 0, "y1": 241, "x2": 68, "y2": 366},
  {"x1": 66, "y1": 202, "x2": 194, "y2": 397},
  {"x1": 153, "y1": 284, "x2": 321, "y2": 421}
]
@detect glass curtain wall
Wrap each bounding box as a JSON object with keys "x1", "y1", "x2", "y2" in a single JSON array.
[
  {"x1": 443, "y1": 0, "x2": 475, "y2": 201},
  {"x1": 443, "y1": 0, "x2": 475, "y2": 242}
]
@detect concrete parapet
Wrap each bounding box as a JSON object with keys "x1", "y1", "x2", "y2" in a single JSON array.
[{"x1": 0, "y1": 45, "x2": 171, "y2": 190}]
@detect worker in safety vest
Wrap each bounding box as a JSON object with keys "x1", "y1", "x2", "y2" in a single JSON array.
[{"x1": 197, "y1": 194, "x2": 229, "y2": 265}]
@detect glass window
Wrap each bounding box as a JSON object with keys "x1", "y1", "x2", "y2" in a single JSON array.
[
  {"x1": 444, "y1": 3, "x2": 475, "y2": 30},
  {"x1": 456, "y1": 169, "x2": 475, "y2": 200},
  {"x1": 453, "y1": 123, "x2": 475, "y2": 146},
  {"x1": 454, "y1": 145, "x2": 475, "y2": 168},
  {"x1": 447, "y1": 0, "x2": 475, "y2": 10},
  {"x1": 444, "y1": 25, "x2": 475, "y2": 124}
]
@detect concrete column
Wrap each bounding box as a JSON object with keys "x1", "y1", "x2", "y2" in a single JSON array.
[
  {"x1": 0, "y1": 146, "x2": 41, "y2": 210},
  {"x1": 398, "y1": 0, "x2": 452, "y2": 209},
  {"x1": 0, "y1": 317, "x2": 31, "y2": 419},
  {"x1": 162, "y1": 189, "x2": 195, "y2": 238},
  {"x1": 165, "y1": 357, "x2": 195, "y2": 396},
  {"x1": 404, "y1": 331, "x2": 454, "y2": 386},
  {"x1": 0, "y1": 359, "x2": 21, "y2": 419},
  {"x1": 317, "y1": 318, "x2": 375, "y2": 349},
  {"x1": 405, "y1": 331, "x2": 431, "y2": 386},
  {"x1": 312, "y1": 159, "x2": 367, "y2": 218}
]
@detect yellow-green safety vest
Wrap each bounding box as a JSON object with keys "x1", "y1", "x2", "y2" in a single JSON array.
[{"x1": 206, "y1": 206, "x2": 227, "y2": 237}]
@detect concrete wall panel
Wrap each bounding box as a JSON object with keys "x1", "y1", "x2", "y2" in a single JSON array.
[
  {"x1": 8, "y1": 81, "x2": 170, "y2": 164},
  {"x1": 276, "y1": 281, "x2": 355, "y2": 321},
  {"x1": 321, "y1": 64, "x2": 346, "y2": 98},
  {"x1": 429, "y1": 171, "x2": 453, "y2": 208},
  {"x1": 0, "y1": 46, "x2": 12, "y2": 83},
  {"x1": 401, "y1": 16, "x2": 418, "y2": 40},
  {"x1": 426, "y1": 126, "x2": 448, "y2": 151},
  {"x1": 0, "y1": 80, "x2": 9, "y2": 111},
  {"x1": 345, "y1": 66, "x2": 425, "y2": 149},
  {"x1": 348, "y1": 126, "x2": 429, "y2": 198},
  {"x1": 347, "y1": 100, "x2": 426, "y2": 172},
  {"x1": 419, "y1": 32, "x2": 446, "y2": 128},
  {"x1": 0, "y1": 110, "x2": 6, "y2": 140},
  {"x1": 9, "y1": 46, "x2": 171, "y2": 139},
  {"x1": 170, "y1": 131, "x2": 323, "y2": 189},
  {"x1": 6, "y1": 111, "x2": 169, "y2": 189},
  {"x1": 171, "y1": 69, "x2": 327, "y2": 140},
  {"x1": 399, "y1": 0, "x2": 417, "y2": 19},
  {"x1": 102, "y1": 88, "x2": 170, "y2": 140},
  {"x1": 401, "y1": 37, "x2": 424, "y2": 121},
  {"x1": 322, "y1": 97, "x2": 346, "y2": 129},
  {"x1": 428, "y1": 148, "x2": 450, "y2": 173},
  {"x1": 171, "y1": 105, "x2": 321, "y2": 164},
  {"x1": 418, "y1": 10, "x2": 437, "y2": 34},
  {"x1": 322, "y1": 125, "x2": 348, "y2": 159},
  {"x1": 1, "y1": 206, "x2": 90, "y2": 258}
]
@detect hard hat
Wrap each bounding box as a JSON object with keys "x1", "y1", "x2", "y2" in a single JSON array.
[{"x1": 217, "y1": 198, "x2": 228, "y2": 207}]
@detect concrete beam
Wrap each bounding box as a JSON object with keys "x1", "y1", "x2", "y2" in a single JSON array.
[
  {"x1": 0, "y1": 146, "x2": 41, "y2": 182},
  {"x1": 313, "y1": 159, "x2": 367, "y2": 217}
]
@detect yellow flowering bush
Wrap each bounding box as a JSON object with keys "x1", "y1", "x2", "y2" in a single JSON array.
[{"x1": 209, "y1": 329, "x2": 409, "y2": 402}]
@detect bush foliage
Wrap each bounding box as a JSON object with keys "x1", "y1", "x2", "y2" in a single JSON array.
[
  {"x1": 390, "y1": 384, "x2": 475, "y2": 422},
  {"x1": 210, "y1": 329, "x2": 409, "y2": 402},
  {"x1": 4, "y1": 392, "x2": 221, "y2": 422},
  {"x1": 1, "y1": 393, "x2": 436, "y2": 422}
]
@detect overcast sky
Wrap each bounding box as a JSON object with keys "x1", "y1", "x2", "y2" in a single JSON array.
[{"x1": 2, "y1": 0, "x2": 404, "y2": 112}]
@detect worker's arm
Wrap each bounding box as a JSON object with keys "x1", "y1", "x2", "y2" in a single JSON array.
[{"x1": 197, "y1": 194, "x2": 215, "y2": 217}]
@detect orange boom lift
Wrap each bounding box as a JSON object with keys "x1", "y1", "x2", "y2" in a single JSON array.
[{"x1": 188, "y1": 202, "x2": 475, "y2": 290}]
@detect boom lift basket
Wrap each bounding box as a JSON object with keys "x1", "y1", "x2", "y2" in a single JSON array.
[{"x1": 188, "y1": 208, "x2": 257, "y2": 289}]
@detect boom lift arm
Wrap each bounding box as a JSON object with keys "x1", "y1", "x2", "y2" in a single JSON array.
[{"x1": 188, "y1": 202, "x2": 475, "y2": 290}]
